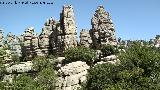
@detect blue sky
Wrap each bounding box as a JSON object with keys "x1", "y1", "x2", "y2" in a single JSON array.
[{"x1": 0, "y1": 0, "x2": 160, "y2": 40}]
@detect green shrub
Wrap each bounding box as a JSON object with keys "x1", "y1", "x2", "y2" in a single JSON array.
[
  {"x1": 84, "y1": 43, "x2": 160, "y2": 90},
  {"x1": 32, "y1": 56, "x2": 56, "y2": 71},
  {"x1": 12, "y1": 74, "x2": 37, "y2": 90},
  {"x1": 0, "y1": 49, "x2": 6, "y2": 56},
  {"x1": 65, "y1": 47, "x2": 96, "y2": 65},
  {"x1": 101, "y1": 45, "x2": 118, "y2": 56},
  {"x1": 36, "y1": 67, "x2": 57, "y2": 90},
  {"x1": 12, "y1": 55, "x2": 20, "y2": 64},
  {"x1": 0, "y1": 49, "x2": 6, "y2": 80}
]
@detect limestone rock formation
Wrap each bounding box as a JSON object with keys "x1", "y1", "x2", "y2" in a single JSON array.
[
  {"x1": 90, "y1": 6, "x2": 117, "y2": 49},
  {"x1": 0, "y1": 29, "x2": 4, "y2": 48},
  {"x1": 39, "y1": 17, "x2": 56, "y2": 55},
  {"x1": 50, "y1": 5, "x2": 78, "y2": 55},
  {"x1": 56, "y1": 61, "x2": 90, "y2": 90},
  {"x1": 6, "y1": 32, "x2": 15, "y2": 44},
  {"x1": 80, "y1": 29, "x2": 92, "y2": 47},
  {"x1": 60, "y1": 5, "x2": 78, "y2": 51},
  {"x1": 3, "y1": 61, "x2": 34, "y2": 83},
  {"x1": 6, "y1": 61, "x2": 33, "y2": 74},
  {"x1": 23, "y1": 27, "x2": 35, "y2": 58},
  {"x1": 154, "y1": 35, "x2": 160, "y2": 47},
  {"x1": 11, "y1": 37, "x2": 22, "y2": 57}
]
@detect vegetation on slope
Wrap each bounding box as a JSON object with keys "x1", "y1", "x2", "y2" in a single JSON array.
[{"x1": 83, "y1": 43, "x2": 160, "y2": 90}]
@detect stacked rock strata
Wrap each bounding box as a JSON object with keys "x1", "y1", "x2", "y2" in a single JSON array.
[
  {"x1": 0, "y1": 5, "x2": 118, "y2": 61},
  {"x1": 0, "y1": 29, "x2": 4, "y2": 48},
  {"x1": 23, "y1": 27, "x2": 36, "y2": 58},
  {"x1": 60, "y1": 5, "x2": 78, "y2": 51},
  {"x1": 154, "y1": 35, "x2": 160, "y2": 47},
  {"x1": 90, "y1": 6, "x2": 117, "y2": 49},
  {"x1": 3, "y1": 61, "x2": 34, "y2": 83},
  {"x1": 80, "y1": 29, "x2": 92, "y2": 48},
  {"x1": 56, "y1": 61, "x2": 90, "y2": 90},
  {"x1": 50, "y1": 5, "x2": 78, "y2": 55}
]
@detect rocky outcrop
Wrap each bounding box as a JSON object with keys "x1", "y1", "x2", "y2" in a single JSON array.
[
  {"x1": 3, "y1": 61, "x2": 34, "y2": 83},
  {"x1": 154, "y1": 35, "x2": 160, "y2": 47},
  {"x1": 90, "y1": 6, "x2": 117, "y2": 49},
  {"x1": 5, "y1": 61, "x2": 33, "y2": 74},
  {"x1": 80, "y1": 29, "x2": 92, "y2": 47},
  {"x1": 56, "y1": 61, "x2": 90, "y2": 90},
  {"x1": 50, "y1": 5, "x2": 78, "y2": 55},
  {"x1": 39, "y1": 17, "x2": 56, "y2": 55},
  {"x1": 11, "y1": 37, "x2": 22, "y2": 57},
  {"x1": 95, "y1": 55, "x2": 120, "y2": 65},
  {"x1": 22, "y1": 27, "x2": 36, "y2": 58},
  {"x1": 0, "y1": 29, "x2": 4, "y2": 48},
  {"x1": 0, "y1": 5, "x2": 118, "y2": 59},
  {"x1": 59, "y1": 5, "x2": 78, "y2": 52}
]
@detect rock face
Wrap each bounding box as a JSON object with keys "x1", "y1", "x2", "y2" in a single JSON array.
[
  {"x1": 90, "y1": 6, "x2": 117, "y2": 49},
  {"x1": 3, "y1": 61, "x2": 34, "y2": 83},
  {"x1": 11, "y1": 37, "x2": 22, "y2": 57},
  {"x1": 0, "y1": 29, "x2": 4, "y2": 48},
  {"x1": 80, "y1": 29, "x2": 92, "y2": 47},
  {"x1": 6, "y1": 61, "x2": 33, "y2": 74},
  {"x1": 39, "y1": 17, "x2": 56, "y2": 55},
  {"x1": 56, "y1": 61, "x2": 90, "y2": 90},
  {"x1": 59, "y1": 5, "x2": 78, "y2": 52},
  {"x1": 50, "y1": 5, "x2": 78, "y2": 55},
  {"x1": 154, "y1": 35, "x2": 160, "y2": 47},
  {"x1": 0, "y1": 5, "x2": 118, "y2": 59},
  {"x1": 22, "y1": 27, "x2": 36, "y2": 58}
]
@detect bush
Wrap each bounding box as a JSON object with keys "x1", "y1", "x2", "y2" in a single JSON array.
[
  {"x1": 0, "y1": 49, "x2": 6, "y2": 56},
  {"x1": 12, "y1": 74, "x2": 37, "y2": 90},
  {"x1": 84, "y1": 43, "x2": 160, "y2": 90},
  {"x1": 0, "y1": 49, "x2": 6, "y2": 80},
  {"x1": 12, "y1": 55, "x2": 20, "y2": 64},
  {"x1": 85, "y1": 63, "x2": 120, "y2": 90},
  {"x1": 11, "y1": 55, "x2": 58, "y2": 90},
  {"x1": 32, "y1": 56, "x2": 56, "y2": 71},
  {"x1": 65, "y1": 47, "x2": 96, "y2": 65},
  {"x1": 101, "y1": 45, "x2": 118, "y2": 56},
  {"x1": 36, "y1": 67, "x2": 57, "y2": 90}
]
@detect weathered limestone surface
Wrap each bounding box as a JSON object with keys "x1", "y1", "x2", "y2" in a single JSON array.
[
  {"x1": 6, "y1": 61, "x2": 33, "y2": 74},
  {"x1": 39, "y1": 17, "x2": 56, "y2": 55},
  {"x1": 0, "y1": 29, "x2": 4, "y2": 48},
  {"x1": 95, "y1": 55, "x2": 119, "y2": 65},
  {"x1": 90, "y1": 6, "x2": 117, "y2": 49},
  {"x1": 3, "y1": 50, "x2": 12, "y2": 63},
  {"x1": 60, "y1": 5, "x2": 78, "y2": 50},
  {"x1": 11, "y1": 37, "x2": 22, "y2": 57},
  {"x1": 56, "y1": 61, "x2": 90, "y2": 90},
  {"x1": 22, "y1": 27, "x2": 35, "y2": 58},
  {"x1": 3, "y1": 61, "x2": 34, "y2": 83},
  {"x1": 50, "y1": 5, "x2": 78, "y2": 55},
  {"x1": 80, "y1": 29, "x2": 92, "y2": 47},
  {"x1": 154, "y1": 35, "x2": 160, "y2": 47}
]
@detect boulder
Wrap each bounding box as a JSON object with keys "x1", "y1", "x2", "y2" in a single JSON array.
[
  {"x1": 56, "y1": 61, "x2": 90, "y2": 90},
  {"x1": 6, "y1": 61, "x2": 33, "y2": 74}
]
